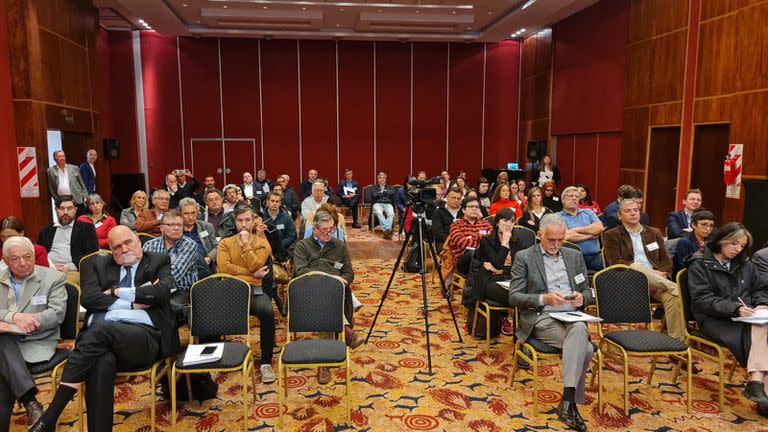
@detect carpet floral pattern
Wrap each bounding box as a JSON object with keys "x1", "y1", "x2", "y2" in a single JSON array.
[{"x1": 12, "y1": 257, "x2": 768, "y2": 431}]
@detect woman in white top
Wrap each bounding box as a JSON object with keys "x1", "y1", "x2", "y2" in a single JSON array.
[{"x1": 534, "y1": 155, "x2": 561, "y2": 187}]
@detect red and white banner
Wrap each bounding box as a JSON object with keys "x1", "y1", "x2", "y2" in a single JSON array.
[
  {"x1": 17, "y1": 147, "x2": 40, "y2": 198},
  {"x1": 725, "y1": 143, "x2": 743, "y2": 199}
]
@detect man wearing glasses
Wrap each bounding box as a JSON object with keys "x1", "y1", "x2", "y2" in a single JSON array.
[
  {"x1": 560, "y1": 186, "x2": 604, "y2": 272},
  {"x1": 135, "y1": 189, "x2": 172, "y2": 236},
  {"x1": 446, "y1": 197, "x2": 493, "y2": 275},
  {"x1": 143, "y1": 210, "x2": 199, "y2": 325}
]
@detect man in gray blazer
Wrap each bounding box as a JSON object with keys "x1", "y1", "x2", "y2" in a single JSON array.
[
  {"x1": 0, "y1": 236, "x2": 67, "y2": 428},
  {"x1": 47, "y1": 150, "x2": 88, "y2": 211},
  {"x1": 508, "y1": 213, "x2": 594, "y2": 432},
  {"x1": 180, "y1": 198, "x2": 218, "y2": 272}
]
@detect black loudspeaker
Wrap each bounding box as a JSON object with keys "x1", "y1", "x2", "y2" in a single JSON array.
[
  {"x1": 527, "y1": 140, "x2": 546, "y2": 161},
  {"x1": 744, "y1": 180, "x2": 768, "y2": 250},
  {"x1": 103, "y1": 138, "x2": 120, "y2": 160},
  {"x1": 110, "y1": 174, "x2": 145, "y2": 212}
]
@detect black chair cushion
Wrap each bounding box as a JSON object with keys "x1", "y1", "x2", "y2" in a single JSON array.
[
  {"x1": 28, "y1": 348, "x2": 69, "y2": 375},
  {"x1": 525, "y1": 337, "x2": 562, "y2": 354},
  {"x1": 281, "y1": 340, "x2": 347, "y2": 365},
  {"x1": 175, "y1": 343, "x2": 251, "y2": 370},
  {"x1": 605, "y1": 330, "x2": 688, "y2": 353}
]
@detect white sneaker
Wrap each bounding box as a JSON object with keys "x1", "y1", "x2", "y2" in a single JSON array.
[
  {"x1": 352, "y1": 294, "x2": 364, "y2": 312},
  {"x1": 260, "y1": 364, "x2": 276, "y2": 384}
]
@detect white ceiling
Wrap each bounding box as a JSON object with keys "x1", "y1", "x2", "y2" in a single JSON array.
[{"x1": 95, "y1": 0, "x2": 598, "y2": 42}]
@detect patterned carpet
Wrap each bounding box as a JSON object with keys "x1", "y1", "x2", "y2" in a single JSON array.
[{"x1": 11, "y1": 246, "x2": 768, "y2": 431}]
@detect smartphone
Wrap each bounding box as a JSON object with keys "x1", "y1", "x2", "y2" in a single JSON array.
[
  {"x1": 200, "y1": 345, "x2": 216, "y2": 356},
  {"x1": 564, "y1": 293, "x2": 577, "y2": 300}
]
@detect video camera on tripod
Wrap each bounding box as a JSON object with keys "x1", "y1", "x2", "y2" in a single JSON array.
[{"x1": 405, "y1": 176, "x2": 441, "y2": 211}]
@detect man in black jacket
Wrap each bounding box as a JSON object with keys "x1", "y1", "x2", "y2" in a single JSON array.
[
  {"x1": 30, "y1": 226, "x2": 180, "y2": 432},
  {"x1": 372, "y1": 171, "x2": 396, "y2": 239},
  {"x1": 37, "y1": 195, "x2": 98, "y2": 272},
  {"x1": 432, "y1": 187, "x2": 463, "y2": 250}
]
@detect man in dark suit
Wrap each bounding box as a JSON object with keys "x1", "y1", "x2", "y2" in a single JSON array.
[
  {"x1": 667, "y1": 189, "x2": 703, "y2": 239},
  {"x1": 30, "y1": 226, "x2": 179, "y2": 432},
  {"x1": 337, "y1": 168, "x2": 361, "y2": 229},
  {"x1": 300, "y1": 169, "x2": 319, "y2": 200},
  {"x1": 37, "y1": 195, "x2": 99, "y2": 273},
  {"x1": 508, "y1": 213, "x2": 594, "y2": 432},
  {"x1": 78, "y1": 149, "x2": 98, "y2": 195}
]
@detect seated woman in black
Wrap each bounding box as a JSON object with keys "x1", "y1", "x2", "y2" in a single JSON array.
[
  {"x1": 687, "y1": 222, "x2": 768, "y2": 409},
  {"x1": 672, "y1": 208, "x2": 715, "y2": 275}
]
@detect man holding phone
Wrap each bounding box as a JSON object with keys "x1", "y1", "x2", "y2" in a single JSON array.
[{"x1": 508, "y1": 213, "x2": 594, "y2": 432}]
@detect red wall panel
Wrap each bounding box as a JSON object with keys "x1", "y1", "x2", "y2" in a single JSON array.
[
  {"x1": 0, "y1": 3, "x2": 22, "y2": 218},
  {"x1": 106, "y1": 31, "x2": 139, "y2": 175},
  {"x1": 594, "y1": 133, "x2": 621, "y2": 208},
  {"x1": 220, "y1": 38, "x2": 261, "y2": 176},
  {"x1": 555, "y1": 132, "x2": 622, "y2": 207},
  {"x1": 448, "y1": 43, "x2": 485, "y2": 181},
  {"x1": 484, "y1": 41, "x2": 521, "y2": 170},
  {"x1": 412, "y1": 43, "x2": 448, "y2": 179},
  {"x1": 260, "y1": 40, "x2": 300, "y2": 182},
  {"x1": 573, "y1": 134, "x2": 598, "y2": 190},
  {"x1": 556, "y1": 136, "x2": 576, "y2": 189},
  {"x1": 375, "y1": 42, "x2": 411, "y2": 186},
  {"x1": 550, "y1": 0, "x2": 628, "y2": 135},
  {"x1": 299, "y1": 40, "x2": 337, "y2": 184},
  {"x1": 338, "y1": 41, "x2": 375, "y2": 186}
]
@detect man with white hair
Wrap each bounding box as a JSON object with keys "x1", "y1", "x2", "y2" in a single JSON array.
[
  {"x1": 47, "y1": 150, "x2": 88, "y2": 212},
  {"x1": 508, "y1": 213, "x2": 594, "y2": 432},
  {"x1": 301, "y1": 180, "x2": 329, "y2": 221},
  {"x1": 0, "y1": 236, "x2": 67, "y2": 428},
  {"x1": 135, "y1": 189, "x2": 172, "y2": 236},
  {"x1": 560, "y1": 185, "x2": 604, "y2": 271}
]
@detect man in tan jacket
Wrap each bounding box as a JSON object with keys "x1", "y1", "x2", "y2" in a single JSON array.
[{"x1": 217, "y1": 204, "x2": 276, "y2": 384}]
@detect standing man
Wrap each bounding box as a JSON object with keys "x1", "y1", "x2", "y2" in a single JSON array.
[
  {"x1": 175, "y1": 169, "x2": 200, "y2": 204},
  {"x1": 37, "y1": 195, "x2": 99, "y2": 274},
  {"x1": 300, "y1": 169, "x2": 319, "y2": 200},
  {"x1": 508, "y1": 213, "x2": 594, "y2": 432},
  {"x1": 0, "y1": 237, "x2": 67, "y2": 428},
  {"x1": 371, "y1": 172, "x2": 396, "y2": 239},
  {"x1": 337, "y1": 169, "x2": 361, "y2": 229},
  {"x1": 560, "y1": 186, "x2": 604, "y2": 271},
  {"x1": 47, "y1": 150, "x2": 88, "y2": 214},
  {"x1": 667, "y1": 189, "x2": 703, "y2": 240},
  {"x1": 29, "y1": 226, "x2": 179, "y2": 432},
  {"x1": 78, "y1": 149, "x2": 98, "y2": 195}
]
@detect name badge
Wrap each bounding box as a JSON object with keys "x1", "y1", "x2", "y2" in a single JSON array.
[
  {"x1": 31, "y1": 295, "x2": 47, "y2": 306},
  {"x1": 333, "y1": 262, "x2": 344, "y2": 270},
  {"x1": 574, "y1": 273, "x2": 586, "y2": 284},
  {"x1": 94, "y1": 222, "x2": 103, "y2": 228},
  {"x1": 199, "y1": 230, "x2": 209, "y2": 238},
  {"x1": 277, "y1": 224, "x2": 285, "y2": 230},
  {"x1": 552, "y1": 197, "x2": 560, "y2": 201},
  {"x1": 646, "y1": 242, "x2": 659, "y2": 251},
  {"x1": 479, "y1": 230, "x2": 487, "y2": 235}
]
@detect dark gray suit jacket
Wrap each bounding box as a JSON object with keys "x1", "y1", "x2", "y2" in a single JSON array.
[
  {"x1": 47, "y1": 163, "x2": 88, "y2": 204},
  {"x1": 508, "y1": 245, "x2": 593, "y2": 341}
]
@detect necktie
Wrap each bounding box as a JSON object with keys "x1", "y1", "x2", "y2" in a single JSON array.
[{"x1": 119, "y1": 266, "x2": 133, "y2": 288}]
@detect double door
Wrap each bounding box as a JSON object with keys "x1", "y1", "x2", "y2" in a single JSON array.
[{"x1": 191, "y1": 138, "x2": 257, "y2": 186}]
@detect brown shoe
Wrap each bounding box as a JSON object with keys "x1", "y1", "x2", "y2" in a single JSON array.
[
  {"x1": 25, "y1": 400, "x2": 44, "y2": 426},
  {"x1": 345, "y1": 327, "x2": 365, "y2": 349},
  {"x1": 317, "y1": 367, "x2": 331, "y2": 385}
]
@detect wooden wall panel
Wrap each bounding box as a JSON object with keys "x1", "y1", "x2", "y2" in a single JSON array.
[
  {"x1": 619, "y1": 169, "x2": 645, "y2": 192},
  {"x1": 650, "y1": 102, "x2": 682, "y2": 125},
  {"x1": 518, "y1": 30, "x2": 552, "y2": 164},
  {"x1": 628, "y1": 0, "x2": 688, "y2": 43},
  {"x1": 650, "y1": 31, "x2": 686, "y2": 103},
  {"x1": 39, "y1": 30, "x2": 63, "y2": 104},
  {"x1": 701, "y1": 0, "x2": 763, "y2": 20},
  {"x1": 622, "y1": 107, "x2": 649, "y2": 169},
  {"x1": 59, "y1": 39, "x2": 90, "y2": 108},
  {"x1": 625, "y1": 41, "x2": 653, "y2": 106}
]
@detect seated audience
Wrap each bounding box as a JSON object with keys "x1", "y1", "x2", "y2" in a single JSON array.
[
  {"x1": 437, "y1": 171, "x2": 451, "y2": 199},
  {"x1": 541, "y1": 181, "x2": 562, "y2": 212},
  {"x1": 576, "y1": 184, "x2": 601, "y2": 215},
  {"x1": 30, "y1": 226, "x2": 180, "y2": 432},
  {"x1": 517, "y1": 179, "x2": 528, "y2": 198},
  {"x1": 216, "y1": 205, "x2": 276, "y2": 384},
  {"x1": 395, "y1": 178, "x2": 409, "y2": 237},
  {"x1": 179, "y1": 198, "x2": 218, "y2": 275},
  {"x1": 135, "y1": 189, "x2": 171, "y2": 236},
  {"x1": 163, "y1": 173, "x2": 181, "y2": 210},
  {"x1": 432, "y1": 187, "x2": 464, "y2": 251},
  {"x1": 507, "y1": 213, "x2": 593, "y2": 432},
  {"x1": 276, "y1": 175, "x2": 300, "y2": 219},
  {"x1": 371, "y1": 172, "x2": 397, "y2": 239},
  {"x1": 300, "y1": 169, "x2": 319, "y2": 200},
  {"x1": 77, "y1": 193, "x2": 117, "y2": 249},
  {"x1": 602, "y1": 184, "x2": 634, "y2": 218},
  {"x1": 512, "y1": 181, "x2": 527, "y2": 207},
  {"x1": 560, "y1": 186, "x2": 604, "y2": 271},
  {"x1": 37, "y1": 195, "x2": 98, "y2": 273},
  {"x1": 0, "y1": 216, "x2": 50, "y2": 269},
  {"x1": 687, "y1": 223, "x2": 768, "y2": 414},
  {"x1": 175, "y1": 169, "x2": 200, "y2": 203},
  {"x1": 477, "y1": 177, "x2": 492, "y2": 210},
  {"x1": 194, "y1": 176, "x2": 216, "y2": 206},
  {"x1": 143, "y1": 210, "x2": 200, "y2": 325},
  {"x1": 337, "y1": 168, "x2": 361, "y2": 229},
  {"x1": 301, "y1": 180, "x2": 329, "y2": 221},
  {"x1": 667, "y1": 189, "x2": 703, "y2": 240},
  {"x1": 200, "y1": 188, "x2": 228, "y2": 236},
  {"x1": 293, "y1": 211, "x2": 363, "y2": 384},
  {"x1": 241, "y1": 172, "x2": 257, "y2": 200},
  {"x1": 601, "y1": 187, "x2": 650, "y2": 230},
  {"x1": 222, "y1": 184, "x2": 243, "y2": 212},
  {"x1": 263, "y1": 192, "x2": 297, "y2": 250},
  {"x1": 451, "y1": 178, "x2": 469, "y2": 197},
  {"x1": 252, "y1": 169, "x2": 273, "y2": 202},
  {"x1": 534, "y1": 155, "x2": 561, "y2": 187},
  {"x1": 119, "y1": 190, "x2": 149, "y2": 231},
  {"x1": 672, "y1": 209, "x2": 715, "y2": 274},
  {"x1": 303, "y1": 203, "x2": 347, "y2": 242},
  {"x1": 0, "y1": 236, "x2": 66, "y2": 428},
  {"x1": 518, "y1": 187, "x2": 552, "y2": 233},
  {"x1": 447, "y1": 197, "x2": 492, "y2": 275},
  {"x1": 602, "y1": 199, "x2": 683, "y2": 341},
  {"x1": 490, "y1": 171, "x2": 508, "y2": 193},
  {"x1": 490, "y1": 183, "x2": 522, "y2": 218},
  {"x1": 465, "y1": 190, "x2": 489, "y2": 219}
]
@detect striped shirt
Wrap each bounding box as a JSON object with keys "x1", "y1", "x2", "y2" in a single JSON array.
[
  {"x1": 447, "y1": 218, "x2": 493, "y2": 258},
  {"x1": 143, "y1": 235, "x2": 199, "y2": 291}
]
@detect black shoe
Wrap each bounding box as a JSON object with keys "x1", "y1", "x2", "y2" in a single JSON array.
[
  {"x1": 514, "y1": 346, "x2": 532, "y2": 370},
  {"x1": 28, "y1": 419, "x2": 55, "y2": 432},
  {"x1": 556, "y1": 401, "x2": 587, "y2": 432},
  {"x1": 352, "y1": 223, "x2": 361, "y2": 229},
  {"x1": 24, "y1": 400, "x2": 44, "y2": 426},
  {"x1": 743, "y1": 381, "x2": 768, "y2": 404},
  {"x1": 758, "y1": 403, "x2": 768, "y2": 418}
]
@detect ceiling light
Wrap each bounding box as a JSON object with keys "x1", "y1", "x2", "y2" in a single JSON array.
[
  {"x1": 378, "y1": 9, "x2": 382, "y2": 12},
  {"x1": 451, "y1": 11, "x2": 456, "y2": 14},
  {"x1": 488, "y1": 11, "x2": 492, "y2": 14},
  {"x1": 415, "y1": 10, "x2": 420, "y2": 13},
  {"x1": 223, "y1": 5, "x2": 228, "y2": 8},
  {"x1": 182, "y1": 3, "x2": 188, "y2": 6},
  {"x1": 522, "y1": 0, "x2": 536, "y2": 10},
  {"x1": 302, "y1": 7, "x2": 306, "y2": 10},
  {"x1": 262, "y1": 6, "x2": 268, "y2": 9},
  {"x1": 138, "y1": 19, "x2": 145, "y2": 23},
  {"x1": 520, "y1": 28, "x2": 526, "y2": 32}
]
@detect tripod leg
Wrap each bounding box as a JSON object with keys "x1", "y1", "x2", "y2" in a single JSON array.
[
  {"x1": 426, "y1": 237, "x2": 464, "y2": 343},
  {"x1": 365, "y1": 229, "x2": 413, "y2": 343},
  {"x1": 416, "y1": 219, "x2": 434, "y2": 374}
]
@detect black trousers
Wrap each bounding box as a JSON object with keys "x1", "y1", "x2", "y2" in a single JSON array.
[
  {"x1": 483, "y1": 280, "x2": 512, "y2": 306},
  {"x1": 340, "y1": 196, "x2": 359, "y2": 224},
  {"x1": 456, "y1": 253, "x2": 473, "y2": 275},
  {"x1": 250, "y1": 293, "x2": 276, "y2": 365},
  {"x1": 61, "y1": 322, "x2": 161, "y2": 432},
  {"x1": 0, "y1": 335, "x2": 37, "y2": 431}
]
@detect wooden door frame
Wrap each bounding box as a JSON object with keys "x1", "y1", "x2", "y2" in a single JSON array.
[{"x1": 686, "y1": 121, "x2": 730, "y2": 191}]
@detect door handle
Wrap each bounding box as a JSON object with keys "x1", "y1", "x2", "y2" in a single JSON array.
[
  {"x1": 217, "y1": 168, "x2": 223, "y2": 174},
  {"x1": 225, "y1": 168, "x2": 232, "y2": 174}
]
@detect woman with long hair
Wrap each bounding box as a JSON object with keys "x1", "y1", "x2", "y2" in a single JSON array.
[
  {"x1": 477, "y1": 177, "x2": 492, "y2": 211},
  {"x1": 119, "y1": 190, "x2": 149, "y2": 230},
  {"x1": 541, "y1": 180, "x2": 562, "y2": 212},
  {"x1": 687, "y1": 223, "x2": 768, "y2": 413},
  {"x1": 673, "y1": 209, "x2": 715, "y2": 274},
  {"x1": 517, "y1": 187, "x2": 552, "y2": 233},
  {"x1": 534, "y1": 154, "x2": 561, "y2": 187},
  {"x1": 509, "y1": 181, "x2": 526, "y2": 207},
  {"x1": 77, "y1": 193, "x2": 117, "y2": 248},
  {"x1": 576, "y1": 184, "x2": 601, "y2": 214},
  {"x1": 0, "y1": 216, "x2": 50, "y2": 268},
  {"x1": 490, "y1": 183, "x2": 522, "y2": 218}
]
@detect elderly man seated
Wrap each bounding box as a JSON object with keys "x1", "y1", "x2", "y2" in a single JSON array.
[
  {"x1": 301, "y1": 180, "x2": 329, "y2": 222},
  {"x1": 135, "y1": 189, "x2": 172, "y2": 236},
  {"x1": 179, "y1": 198, "x2": 218, "y2": 276},
  {"x1": 560, "y1": 186, "x2": 604, "y2": 272},
  {"x1": 0, "y1": 237, "x2": 67, "y2": 428},
  {"x1": 508, "y1": 213, "x2": 594, "y2": 432}
]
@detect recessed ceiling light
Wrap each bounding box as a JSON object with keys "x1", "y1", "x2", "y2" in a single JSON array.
[
  {"x1": 262, "y1": 5, "x2": 267, "y2": 9},
  {"x1": 302, "y1": 7, "x2": 307, "y2": 10},
  {"x1": 340, "y1": 8, "x2": 345, "y2": 11},
  {"x1": 336, "y1": 24, "x2": 340, "y2": 27},
  {"x1": 415, "y1": 10, "x2": 420, "y2": 13},
  {"x1": 378, "y1": 9, "x2": 382, "y2": 12},
  {"x1": 138, "y1": 19, "x2": 145, "y2": 23},
  {"x1": 182, "y1": 3, "x2": 188, "y2": 6},
  {"x1": 223, "y1": 5, "x2": 228, "y2": 8},
  {"x1": 467, "y1": 27, "x2": 472, "y2": 30},
  {"x1": 488, "y1": 11, "x2": 492, "y2": 14},
  {"x1": 451, "y1": 11, "x2": 456, "y2": 14},
  {"x1": 520, "y1": 28, "x2": 526, "y2": 32}
]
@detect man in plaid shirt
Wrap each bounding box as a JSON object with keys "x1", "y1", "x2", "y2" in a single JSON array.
[{"x1": 447, "y1": 196, "x2": 493, "y2": 275}]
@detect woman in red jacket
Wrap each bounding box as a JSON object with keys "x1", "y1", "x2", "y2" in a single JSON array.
[
  {"x1": 489, "y1": 183, "x2": 522, "y2": 219},
  {"x1": 77, "y1": 193, "x2": 117, "y2": 249},
  {"x1": 0, "y1": 216, "x2": 50, "y2": 267}
]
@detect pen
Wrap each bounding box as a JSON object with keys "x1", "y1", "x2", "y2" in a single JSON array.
[
  {"x1": 566, "y1": 312, "x2": 581, "y2": 317},
  {"x1": 738, "y1": 297, "x2": 753, "y2": 310}
]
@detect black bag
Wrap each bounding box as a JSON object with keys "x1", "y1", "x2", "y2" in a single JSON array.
[
  {"x1": 403, "y1": 242, "x2": 422, "y2": 273},
  {"x1": 161, "y1": 372, "x2": 219, "y2": 402}
]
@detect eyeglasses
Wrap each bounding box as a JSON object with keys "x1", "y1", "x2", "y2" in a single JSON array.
[
  {"x1": 465, "y1": 205, "x2": 480, "y2": 209},
  {"x1": 163, "y1": 223, "x2": 183, "y2": 229},
  {"x1": 315, "y1": 226, "x2": 335, "y2": 235},
  {"x1": 697, "y1": 223, "x2": 715, "y2": 229}
]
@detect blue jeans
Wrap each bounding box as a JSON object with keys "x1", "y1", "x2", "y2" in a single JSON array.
[
  {"x1": 372, "y1": 203, "x2": 394, "y2": 231},
  {"x1": 583, "y1": 253, "x2": 604, "y2": 272}
]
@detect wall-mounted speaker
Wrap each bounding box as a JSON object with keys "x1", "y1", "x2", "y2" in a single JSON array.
[
  {"x1": 103, "y1": 138, "x2": 120, "y2": 160},
  {"x1": 527, "y1": 140, "x2": 546, "y2": 161}
]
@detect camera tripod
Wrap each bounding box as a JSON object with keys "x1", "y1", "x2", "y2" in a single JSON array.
[{"x1": 365, "y1": 205, "x2": 463, "y2": 374}]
